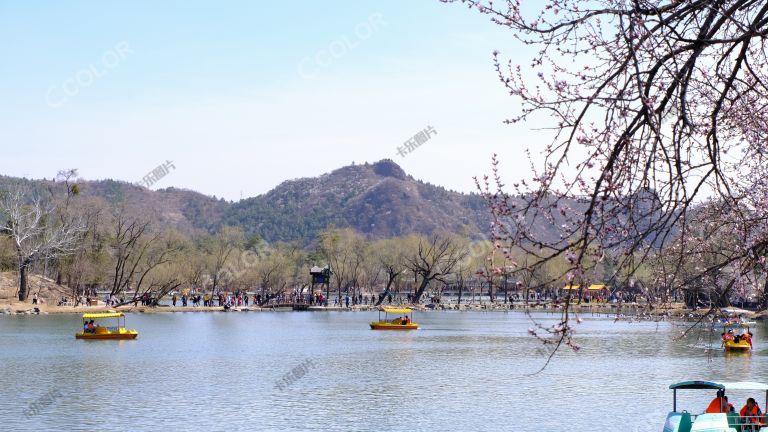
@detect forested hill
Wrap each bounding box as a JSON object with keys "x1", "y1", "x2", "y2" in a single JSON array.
[
  {"x1": 0, "y1": 160, "x2": 493, "y2": 243},
  {"x1": 0, "y1": 174, "x2": 230, "y2": 234},
  {"x1": 222, "y1": 159, "x2": 490, "y2": 242}
]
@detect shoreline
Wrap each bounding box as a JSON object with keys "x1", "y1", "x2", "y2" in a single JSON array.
[{"x1": 0, "y1": 299, "x2": 712, "y2": 318}]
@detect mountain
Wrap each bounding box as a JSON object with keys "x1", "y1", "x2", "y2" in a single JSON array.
[
  {"x1": 0, "y1": 161, "x2": 674, "y2": 249},
  {"x1": 221, "y1": 159, "x2": 490, "y2": 242},
  {"x1": 0, "y1": 175, "x2": 230, "y2": 235},
  {"x1": 0, "y1": 160, "x2": 492, "y2": 243}
]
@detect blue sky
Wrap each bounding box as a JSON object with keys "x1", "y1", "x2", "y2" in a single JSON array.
[{"x1": 0, "y1": 0, "x2": 545, "y2": 200}]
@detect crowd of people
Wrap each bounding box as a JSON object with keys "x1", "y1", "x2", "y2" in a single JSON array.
[{"x1": 170, "y1": 292, "x2": 253, "y2": 308}]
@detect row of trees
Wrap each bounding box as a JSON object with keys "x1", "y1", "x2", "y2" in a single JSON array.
[
  {"x1": 2, "y1": 178, "x2": 763, "y2": 310},
  {"x1": 2, "y1": 174, "x2": 661, "y2": 305}
]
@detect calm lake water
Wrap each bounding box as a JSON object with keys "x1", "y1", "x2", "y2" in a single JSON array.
[{"x1": 1, "y1": 310, "x2": 767, "y2": 431}]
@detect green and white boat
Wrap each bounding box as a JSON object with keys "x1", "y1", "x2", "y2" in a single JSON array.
[{"x1": 664, "y1": 381, "x2": 768, "y2": 431}]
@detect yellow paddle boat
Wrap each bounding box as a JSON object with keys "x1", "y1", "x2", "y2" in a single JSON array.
[
  {"x1": 370, "y1": 307, "x2": 419, "y2": 330},
  {"x1": 721, "y1": 323, "x2": 753, "y2": 352},
  {"x1": 724, "y1": 339, "x2": 751, "y2": 352},
  {"x1": 75, "y1": 312, "x2": 138, "y2": 340}
]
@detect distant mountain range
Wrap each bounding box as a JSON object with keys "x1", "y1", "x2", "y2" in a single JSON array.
[{"x1": 0, "y1": 160, "x2": 494, "y2": 243}]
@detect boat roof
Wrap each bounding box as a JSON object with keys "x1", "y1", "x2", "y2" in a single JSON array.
[
  {"x1": 721, "y1": 307, "x2": 751, "y2": 315},
  {"x1": 670, "y1": 381, "x2": 768, "y2": 391},
  {"x1": 381, "y1": 307, "x2": 412, "y2": 314},
  {"x1": 562, "y1": 284, "x2": 608, "y2": 291},
  {"x1": 82, "y1": 312, "x2": 124, "y2": 319},
  {"x1": 723, "y1": 323, "x2": 753, "y2": 328}
]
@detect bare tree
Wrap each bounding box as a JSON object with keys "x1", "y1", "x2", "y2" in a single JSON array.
[
  {"x1": 443, "y1": 0, "x2": 768, "y2": 353},
  {"x1": 360, "y1": 246, "x2": 383, "y2": 301},
  {"x1": 345, "y1": 244, "x2": 365, "y2": 304},
  {"x1": 0, "y1": 176, "x2": 88, "y2": 301},
  {"x1": 182, "y1": 249, "x2": 210, "y2": 294},
  {"x1": 126, "y1": 232, "x2": 184, "y2": 304},
  {"x1": 374, "y1": 238, "x2": 408, "y2": 306},
  {"x1": 104, "y1": 209, "x2": 187, "y2": 306},
  {"x1": 405, "y1": 234, "x2": 468, "y2": 303},
  {"x1": 57, "y1": 218, "x2": 110, "y2": 301},
  {"x1": 254, "y1": 243, "x2": 300, "y2": 306},
  {"x1": 109, "y1": 213, "x2": 153, "y2": 296},
  {"x1": 319, "y1": 228, "x2": 365, "y2": 303},
  {"x1": 203, "y1": 226, "x2": 245, "y2": 296},
  {"x1": 453, "y1": 262, "x2": 470, "y2": 305}
]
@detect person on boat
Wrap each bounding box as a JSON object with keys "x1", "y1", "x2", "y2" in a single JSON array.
[
  {"x1": 740, "y1": 398, "x2": 764, "y2": 429},
  {"x1": 722, "y1": 329, "x2": 735, "y2": 342},
  {"x1": 742, "y1": 330, "x2": 754, "y2": 348},
  {"x1": 706, "y1": 391, "x2": 734, "y2": 413},
  {"x1": 85, "y1": 320, "x2": 95, "y2": 333}
]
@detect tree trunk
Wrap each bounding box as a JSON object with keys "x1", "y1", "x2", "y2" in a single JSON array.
[
  {"x1": 489, "y1": 279, "x2": 494, "y2": 303},
  {"x1": 503, "y1": 277, "x2": 508, "y2": 304},
  {"x1": 18, "y1": 261, "x2": 30, "y2": 301},
  {"x1": 412, "y1": 277, "x2": 430, "y2": 303},
  {"x1": 375, "y1": 275, "x2": 397, "y2": 306},
  {"x1": 258, "y1": 291, "x2": 278, "y2": 307},
  {"x1": 458, "y1": 283, "x2": 463, "y2": 305},
  {"x1": 210, "y1": 274, "x2": 219, "y2": 299}
]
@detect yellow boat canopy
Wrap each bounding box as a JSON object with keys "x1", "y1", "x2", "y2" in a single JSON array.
[
  {"x1": 82, "y1": 312, "x2": 124, "y2": 319},
  {"x1": 562, "y1": 284, "x2": 608, "y2": 291},
  {"x1": 381, "y1": 307, "x2": 413, "y2": 314}
]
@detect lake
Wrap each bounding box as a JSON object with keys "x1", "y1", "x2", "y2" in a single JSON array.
[{"x1": 1, "y1": 310, "x2": 766, "y2": 431}]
